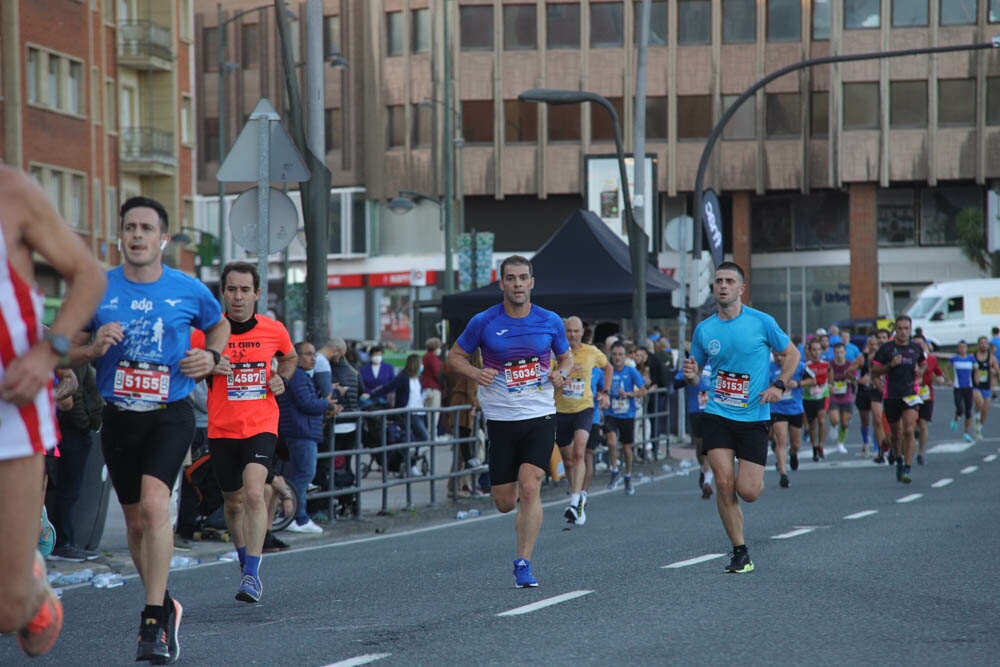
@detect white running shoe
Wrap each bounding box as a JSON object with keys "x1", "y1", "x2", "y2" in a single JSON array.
[
  {"x1": 286, "y1": 519, "x2": 323, "y2": 534},
  {"x1": 837, "y1": 443, "x2": 848, "y2": 454}
]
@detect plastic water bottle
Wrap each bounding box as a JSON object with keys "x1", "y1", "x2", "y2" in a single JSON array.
[
  {"x1": 169, "y1": 556, "x2": 200, "y2": 570},
  {"x1": 217, "y1": 552, "x2": 239, "y2": 563},
  {"x1": 48, "y1": 569, "x2": 93, "y2": 586},
  {"x1": 91, "y1": 573, "x2": 125, "y2": 589},
  {"x1": 456, "y1": 509, "x2": 481, "y2": 520},
  {"x1": 661, "y1": 464, "x2": 674, "y2": 473}
]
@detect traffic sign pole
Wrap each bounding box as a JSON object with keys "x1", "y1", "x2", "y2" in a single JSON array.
[{"x1": 257, "y1": 113, "x2": 271, "y2": 312}]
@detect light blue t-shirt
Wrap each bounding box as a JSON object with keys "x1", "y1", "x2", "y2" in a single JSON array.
[
  {"x1": 951, "y1": 354, "x2": 976, "y2": 389},
  {"x1": 591, "y1": 368, "x2": 604, "y2": 425},
  {"x1": 455, "y1": 303, "x2": 569, "y2": 422},
  {"x1": 770, "y1": 360, "x2": 808, "y2": 416},
  {"x1": 675, "y1": 362, "x2": 712, "y2": 414},
  {"x1": 606, "y1": 366, "x2": 645, "y2": 419},
  {"x1": 690, "y1": 305, "x2": 791, "y2": 422},
  {"x1": 90, "y1": 266, "x2": 223, "y2": 410}
]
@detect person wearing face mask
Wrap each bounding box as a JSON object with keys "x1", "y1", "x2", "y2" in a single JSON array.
[
  {"x1": 421, "y1": 338, "x2": 445, "y2": 438},
  {"x1": 360, "y1": 345, "x2": 395, "y2": 397}
]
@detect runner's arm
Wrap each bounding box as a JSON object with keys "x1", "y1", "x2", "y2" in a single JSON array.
[
  {"x1": 276, "y1": 350, "x2": 298, "y2": 382},
  {"x1": 447, "y1": 343, "x2": 497, "y2": 387}
]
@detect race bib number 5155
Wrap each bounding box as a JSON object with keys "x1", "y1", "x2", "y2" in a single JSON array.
[{"x1": 113, "y1": 360, "x2": 170, "y2": 403}]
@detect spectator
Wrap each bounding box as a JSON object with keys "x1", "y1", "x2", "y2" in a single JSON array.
[
  {"x1": 442, "y1": 349, "x2": 482, "y2": 497},
  {"x1": 175, "y1": 379, "x2": 208, "y2": 542},
  {"x1": 277, "y1": 341, "x2": 339, "y2": 534},
  {"x1": 642, "y1": 343, "x2": 671, "y2": 456},
  {"x1": 310, "y1": 346, "x2": 333, "y2": 398},
  {"x1": 359, "y1": 345, "x2": 395, "y2": 396},
  {"x1": 370, "y1": 354, "x2": 430, "y2": 475},
  {"x1": 319, "y1": 337, "x2": 362, "y2": 492},
  {"x1": 421, "y1": 337, "x2": 445, "y2": 438}
]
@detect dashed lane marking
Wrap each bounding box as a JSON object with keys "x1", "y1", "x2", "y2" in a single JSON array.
[
  {"x1": 984, "y1": 454, "x2": 997, "y2": 463},
  {"x1": 931, "y1": 478, "x2": 954, "y2": 488},
  {"x1": 662, "y1": 554, "x2": 726, "y2": 569},
  {"x1": 771, "y1": 528, "x2": 817, "y2": 540},
  {"x1": 926, "y1": 441, "x2": 976, "y2": 454},
  {"x1": 961, "y1": 466, "x2": 979, "y2": 474},
  {"x1": 896, "y1": 494, "x2": 922, "y2": 503},
  {"x1": 322, "y1": 653, "x2": 391, "y2": 667},
  {"x1": 497, "y1": 590, "x2": 594, "y2": 617},
  {"x1": 843, "y1": 510, "x2": 878, "y2": 520}
]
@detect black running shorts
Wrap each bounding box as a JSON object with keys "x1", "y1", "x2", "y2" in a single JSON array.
[
  {"x1": 954, "y1": 387, "x2": 973, "y2": 419},
  {"x1": 486, "y1": 415, "x2": 556, "y2": 486},
  {"x1": 555, "y1": 409, "x2": 594, "y2": 447},
  {"x1": 586, "y1": 423, "x2": 603, "y2": 450},
  {"x1": 208, "y1": 433, "x2": 278, "y2": 493},
  {"x1": 603, "y1": 415, "x2": 636, "y2": 444},
  {"x1": 917, "y1": 399, "x2": 934, "y2": 423},
  {"x1": 770, "y1": 412, "x2": 804, "y2": 429},
  {"x1": 701, "y1": 413, "x2": 769, "y2": 466},
  {"x1": 101, "y1": 401, "x2": 195, "y2": 506},
  {"x1": 689, "y1": 412, "x2": 707, "y2": 439},
  {"x1": 855, "y1": 389, "x2": 872, "y2": 411},
  {"x1": 883, "y1": 398, "x2": 917, "y2": 424},
  {"x1": 803, "y1": 399, "x2": 825, "y2": 421}
]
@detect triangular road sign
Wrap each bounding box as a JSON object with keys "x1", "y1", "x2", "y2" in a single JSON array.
[{"x1": 217, "y1": 98, "x2": 311, "y2": 183}]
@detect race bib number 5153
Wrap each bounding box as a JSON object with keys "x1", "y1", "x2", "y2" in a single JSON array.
[{"x1": 713, "y1": 369, "x2": 750, "y2": 408}]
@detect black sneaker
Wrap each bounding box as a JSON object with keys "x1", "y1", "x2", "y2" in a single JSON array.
[
  {"x1": 48, "y1": 545, "x2": 86, "y2": 563},
  {"x1": 916, "y1": 454, "x2": 924, "y2": 465},
  {"x1": 161, "y1": 598, "x2": 182, "y2": 664},
  {"x1": 789, "y1": 451, "x2": 799, "y2": 471},
  {"x1": 698, "y1": 471, "x2": 705, "y2": 488},
  {"x1": 895, "y1": 457, "x2": 904, "y2": 482},
  {"x1": 262, "y1": 531, "x2": 291, "y2": 553},
  {"x1": 563, "y1": 504, "x2": 578, "y2": 524},
  {"x1": 135, "y1": 614, "x2": 168, "y2": 663},
  {"x1": 779, "y1": 473, "x2": 790, "y2": 488},
  {"x1": 811, "y1": 446, "x2": 819, "y2": 462},
  {"x1": 724, "y1": 550, "x2": 754, "y2": 574}
]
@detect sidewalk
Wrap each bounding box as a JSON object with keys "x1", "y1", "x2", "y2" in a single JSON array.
[{"x1": 45, "y1": 442, "x2": 698, "y2": 586}]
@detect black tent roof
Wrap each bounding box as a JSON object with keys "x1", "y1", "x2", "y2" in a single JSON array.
[{"x1": 441, "y1": 209, "x2": 680, "y2": 321}]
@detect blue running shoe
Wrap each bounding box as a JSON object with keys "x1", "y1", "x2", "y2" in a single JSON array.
[
  {"x1": 39, "y1": 506, "x2": 55, "y2": 559},
  {"x1": 963, "y1": 433, "x2": 974, "y2": 442},
  {"x1": 235, "y1": 574, "x2": 262, "y2": 603},
  {"x1": 513, "y1": 558, "x2": 538, "y2": 588},
  {"x1": 606, "y1": 470, "x2": 621, "y2": 490}
]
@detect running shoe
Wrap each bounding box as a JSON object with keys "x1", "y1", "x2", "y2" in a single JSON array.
[
  {"x1": 963, "y1": 433, "x2": 974, "y2": 442},
  {"x1": 135, "y1": 613, "x2": 169, "y2": 663},
  {"x1": 698, "y1": 471, "x2": 705, "y2": 488},
  {"x1": 895, "y1": 457, "x2": 903, "y2": 482},
  {"x1": 563, "y1": 504, "x2": 578, "y2": 524},
  {"x1": 163, "y1": 597, "x2": 182, "y2": 664},
  {"x1": 49, "y1": 544, "x2": 99, "y2": 562},
  {"x1": 17, "y1": 552, "x2": 63, "y2": 657},
  {"x1": 623, "y1": 477, "x2": 635, "y2": 496},
  {"x1": 837, "y1": 443, "x2": 848, "y2": 454},
  {"x1": 812, "y1": 446, "x2": 819, "y2": 462},
  {"x1": 949, "y1": 418, "x2": 958, "y2": 432},
  {"x1": 779, "y1": 473, "x2": 790, "y2": 488},
  {"x1": 789, "y1": 451, "x2": 799, "y2": 471},
  {"x1": 606, "y1": 470, "x2": 621, "y2": 490},
  {"x1": 888, "y1": 450, "x2": 897, "y2": 465},
  {"x1": 513, "y1": 558, "x2": 538, "y2": 588},
  {"x1": 901, "y1": 465, "x2": 912, "y2": 484},
  {"x1": 861, "y1": 443, "x2": 869, "y2": 458},
  {"x1": 702, "y1": 480, "x2": 713, "y2": 499},
  {"x1": 38, "y1": 507, "x2": 55, "y2": 559},
  {"x1": 917, "y1": 454, "x2": 925, "y2": 466},
  {"x1": 818, "y1": 447, "x2": 825, "y2": 461},
  {"x1": 236, "y1": 574, "x2": 262, "y2": 603},
  {"x1": 262, "y1": 531, "x2": 291, "y2": 553},
  {"x1": 724, "y1": 550, "x2": 754, "y2": 574},
  {"x1": 575, "y1": 497, "x2": 587, "y2": 526}
]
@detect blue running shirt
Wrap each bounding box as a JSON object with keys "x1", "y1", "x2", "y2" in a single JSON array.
[
  {"x1": 607, "y1": 366, "x2": 645, "y2": 419},
  {"x1": 675, "y1": 362, "x2": 712, "y2": 415},
  {"x1": 770, "y1": 360, "x2": 808, "y2": 416},
  {"x1": 455, "y1": 303, "x2": 569, "y2": 421},
  {"x1": 690, "y1": 306, "x2": 791, "y2": 422},
  {"x1": 951, "y1": 354, "x2": 975, "y2": 389},
  {"x1": 90, "y1": 266, "x2": 224, "y2": 409}
]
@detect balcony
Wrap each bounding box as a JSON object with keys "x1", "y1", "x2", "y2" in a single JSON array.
[
  {"x1": 120, "y1": 127, "x2": 176, "y2": 175},
  {"x1": 118, "y1": 21, "x2": 173, "y2": 71}
]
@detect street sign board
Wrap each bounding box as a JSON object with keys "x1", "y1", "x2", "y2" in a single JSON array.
[
  {"x1": 217, "y1": 98, "x2": 310, "y2": 183},
  {"x1": 229, "y1": 187, "x2": 299, "y2": 254}
]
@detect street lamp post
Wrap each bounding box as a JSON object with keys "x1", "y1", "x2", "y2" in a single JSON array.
[
  {"x1": 388, "y1": 190, "x2": 449, "y2": 288},
  {"x1": 420, "y1": 97, "x2": 464, "y2": 237},
  {"x1": 170, "y1": 227, "x2": 221, "y2": 285},
  {"x1": 518, "y1": 88, "x2": 649, "y2": 340}
]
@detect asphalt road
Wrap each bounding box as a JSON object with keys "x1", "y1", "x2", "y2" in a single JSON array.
[{"x1": 3, "y1": 401, "x2": 998, "y2": 666}]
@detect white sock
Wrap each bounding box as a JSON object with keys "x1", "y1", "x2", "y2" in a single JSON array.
[
  {"x1": 704, "y1": 471, "x2": 714, "y2": 486},
  {"x1": 570, "y1": 493, "x2": 580, "y2": 506},
  {"x1": 581, "y1": 490, "x2": 587, "y2": 501}
]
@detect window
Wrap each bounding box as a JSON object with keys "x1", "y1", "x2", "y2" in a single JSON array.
[
  {"x1": 751, "y1": 198, "x2": 793, "y2": 250},
  {"x1": 889, "y1": 81, "x2": 927, "y2": 127},
  {"x1": 324, "y1": 15, "x2": 341, "y2": 57},
  {"x1": 988, "y1": 77, "x2": 1000, "y2": 125},
  {"x1": 678, "y1": 0, "x2": 712, "y2": 45},
  {"x1": 723, "y1": 0, "x2": 756, "y2": 44},
  {"x1": 27, "y1": 48, "x2": 39, "y2": 104},
  {"x1": 202, "y1": 29, "x2": 218, "y2": 72},
  {"x1": 768, "y1": 0, "x2": 802, "y2": 42},
  {"x1": 941, "y1": 0, "x2": 978, "y2": 25},
  {"x1": 644, "y1": 95, "x2": 668, "y2": 139},
  {"x1": 504, "y1": 4, "x2": 536, "y2": 50},
  {"x1": 412, "y1": 8, "x2": 430, "y2": 54},
  {"x1": 547, "y1": 3, "x2": 580, "y2": 48},
  {"x1": 204, "y1": 118, "x2": 219, "y2": 161},
  {"x1": 938, "y1": 79, "x2": 975, "y2": 126},
  {"x1": 992, "y1": 0, "x2": 1000, "y2": 21},
  {"x1": 845, "y1": 0, "x2": 880, "y2": 29},
  {"x1": 634, "y1": 1, "x2": 668, "y2": 46},
  {"x1": 411, "y1": 103, "x2": 431, "y2": 147},
  {"x1": 677, "y1": 95, "x2": 712, "y2": 139},
  {"x1": 104, "y1": 79, "x2": 117, "y2": 132},
  {"x1": 48, "y1": 57, "x2": 62, "y2": 110},
  {"x1": 386, "y1": 105, "x2": 405, "y2": 147},
  {"x1": 505, "y1": 99, "x2": 537, "y2": 143},
  {"x1": 766, "y1": 93, "x2": 802, "y2": 137},
  {"x1": 181, "y1": 95, "x2": 193, "y2": 144},
  {"x1": 386, "y1": 12, "x2": 404, "y2": 56},
  {"x1": 326, "y1": 108, "x2": 342, "y2": 151},
  {"x1": 843, "y1": 83, "x2": 879, "y2": 129},
  {"x1": 920, "y1": 186, "x2": 982, "y2": 245},
  {"x1": 892, "y1": 0, "x2": 928, "y2": 26},
  {"x1": 326, "y1": 189, "x2": 369, "y2": 256},
  {"x1": 241, "y1": 24, "x2": 258, "y2": 67},
  {"x1": 877, "y1": 188, "x2": 917, "y2": 246},
  {"x1": 591, "y1": 2, "x2": 624, "y2": 48},
  {"x1": 811, "y1": 91, "x2": 829, "y2": 137},
  {"x1": 548, "y1": 105, "x2": 580, "y2": 141},
  {"x1": 813, "y1": 0, "x2": 831, "y2": 38},
  {"x1": 460, "y1": 6, "x2": 494, "y2": 50},
  {"x1": 591, "y1": 97, "x2": 624, "y2": 142},
  {"x1": 793, "y1": 192, "x2": 849, "y2": 250},
  {"x1": 462, "y1": 101, "x2": 494, "y2": 144},
  {"x1": 722, "y1": 94, "x2": 755, "y2": 139},
  {"x1": 351, "y1": 191, "x2": 367, "y2": 255}
]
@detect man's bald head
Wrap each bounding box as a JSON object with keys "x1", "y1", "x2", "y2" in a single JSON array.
[{"x1": 564, "y1": 316, "x2": 584, "y2": 346}]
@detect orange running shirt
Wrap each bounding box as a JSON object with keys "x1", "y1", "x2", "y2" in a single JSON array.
[{"x1": 201, "y1": 315, "x2": 294, "y2": 439}]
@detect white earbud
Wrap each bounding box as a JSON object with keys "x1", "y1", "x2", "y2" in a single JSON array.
[
  {"x1": 117, "y1": 238, "x2": 122, "y2": 252},
  {"x1": 160, "y1": 239, "x2": 168, "y2": 251}
]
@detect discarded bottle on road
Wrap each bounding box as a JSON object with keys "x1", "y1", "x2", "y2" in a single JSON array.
[
  {"x1": 169, "y1": 556, "x2": 200, "y2": 570},
  {"x1": 217, "y1": 552, "x2": 239, "y2": 563},
  {"x1": 91, "y1": 573, "x2": 125, "y2": 589},
  {"x1": 48, "y1": 569, "x2": 93, "y2": 586},
  {"x1": 456, "y1": 509, "x2": 481, "y2": 520}
]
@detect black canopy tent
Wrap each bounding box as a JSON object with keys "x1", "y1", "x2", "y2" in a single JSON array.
[{"x1": 441, "y1": 209, "x2": 681, "y2": 322}]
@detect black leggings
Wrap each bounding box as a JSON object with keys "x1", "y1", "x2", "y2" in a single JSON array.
[{"x1": 954, "y1": 387, "x2": 973, "y2": 420}]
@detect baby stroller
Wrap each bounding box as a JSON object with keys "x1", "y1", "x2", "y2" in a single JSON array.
[{"x1": 360, "y1": 399, "x2": 430, "y2": 478}]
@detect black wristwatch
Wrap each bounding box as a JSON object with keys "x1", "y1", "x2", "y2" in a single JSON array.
[
  {"x1": 206, "y1": 348, "x2": 222, "y2": 365},
  {"x1": 772, "y1": 379, "x2": 786, "y2": 391}
]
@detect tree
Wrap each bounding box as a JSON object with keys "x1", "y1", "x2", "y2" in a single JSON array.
[{"x1": 956, "y1": 207, "x2": 999, "y2": 277}]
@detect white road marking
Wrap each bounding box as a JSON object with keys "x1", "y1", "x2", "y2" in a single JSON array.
[
  {"x1": 843, "y1": 510, "x2": 878, "y2": 520},
  {"x1": 662, "y1": 553, "x2": 726, "y2": 569},
  {"x1": 961, "y1": 466, "x2": 978, "y2": 474},
  {"x1": 497, "y1": 590, "x2": 593, "y2": 617},
  {"x1": 896, "y1": 494, "x2": 922, "y2": 503},
  {"x1": 771, "y1": 528, "x2": 816, "y2": 540},
  {"x1": 984, "y1": 454, "x2": 997, "y2": 463},
  {"x1": 926, "y1": 442, "x2": 976, "y2": 454},
  {"x1": 931, "y1": 478, "x2": 954, "y2": 488},
  {"x1": 322, "y1": 653, "x2": 391, "y2": 667}
]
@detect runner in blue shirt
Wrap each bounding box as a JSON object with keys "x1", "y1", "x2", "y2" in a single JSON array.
[
  {"x1": 603, "y1": 341, "x2": 646, "y2": 496},
  {"x1": 674, "y1": 359, "x2": 715, "y2": 498},
  {"x1": 950, "y1": 339, "x2": 976, "y2": 440},
  {"x1": 769, "y1": 352, "x2": 812, "y2": 489},
  {"x1": 448, "y1": 255, "x2": 573, "y2": 588},
  {"x1": 580, "y1": 364, "x2": 610, "y2": 519},
  {"x1": 683, "y1": 262, "x2": 800, "y2": 574}
]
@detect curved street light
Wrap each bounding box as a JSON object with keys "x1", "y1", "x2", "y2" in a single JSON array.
[{"x1": 388, "y1": 190, "x2": 453, "y2": 293}]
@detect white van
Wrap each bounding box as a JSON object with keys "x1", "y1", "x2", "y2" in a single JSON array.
[{"x1": 906, "y1": 279, "x2": 1000, "y2": 348}]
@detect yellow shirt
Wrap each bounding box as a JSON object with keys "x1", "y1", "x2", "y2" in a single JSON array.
[{"x1": 555, "y1": 344, "x2": 608, "y2": 414}]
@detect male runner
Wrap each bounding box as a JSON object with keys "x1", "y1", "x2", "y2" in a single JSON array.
[
  {"x1": 802, "y1": 340, "x2": 830, "y2": 461},
  {"x1": 949, "y1": 340, "x2": 976, "y2": 441},
  {"x1": 972, "y1": 336, "x2": 999, "y2": 439},
  {"x1": 447, "y1": 255, "x2": 572, "y2": 588},
  {"x1": 871, "y1": 315, "x2": 924, "y2": 484},
  {"x1": 73, "y1": 196, "x2": 229, "y2": 663},
  {"x1": 0, "y1": 166, "x2": 105, "y2": 657},
  {"x1": 581, "y1": 364, "x2": 610, "y2": 510},
  {"x1": 604, "y1": 341, "x2": 646, "y2": 495},
  {"x1": 555, "y1": 316, "x2": 611, "y2": 526},
  {"x1": 684, "y1": 262, "x2": 799, "y2": 574},
  {"x1": 912, "y1": 334, "x2": 944, "y2": 465},
  {"x1": 206, "y1": 261, "x2": 296, "y2": 603},
  {"x1": 674, "y1": 355, "x2": 715, "y2": 498},
  {"x1": 827, "y1": 342, "x2": 855, "y2": 454},
  {"x1": 769, "y1": 348, "x2": 811, "y2": 488}
]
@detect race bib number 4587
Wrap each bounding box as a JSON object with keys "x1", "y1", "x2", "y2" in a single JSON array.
[{"x1": 227, "y1": 361, "x2": 268, "y2": 401}]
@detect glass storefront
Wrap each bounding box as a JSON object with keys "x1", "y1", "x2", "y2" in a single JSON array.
[{"x1": 751, "y1": 265, "x2": 850, "y2": 338}]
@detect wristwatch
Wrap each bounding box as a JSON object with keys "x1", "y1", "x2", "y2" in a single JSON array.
[
  {"x1": 772, "y1": 379, "x2": 786, "y2": 391},
  {"x1": 559, "y1": 369, "x2": 569, "y2": 380},
  {"x1": 206, "y1": 348, "x2": 222, "y2": 365},
  {"x1": 44, "y1": 332, "x2": 71, "y2": 366}
]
